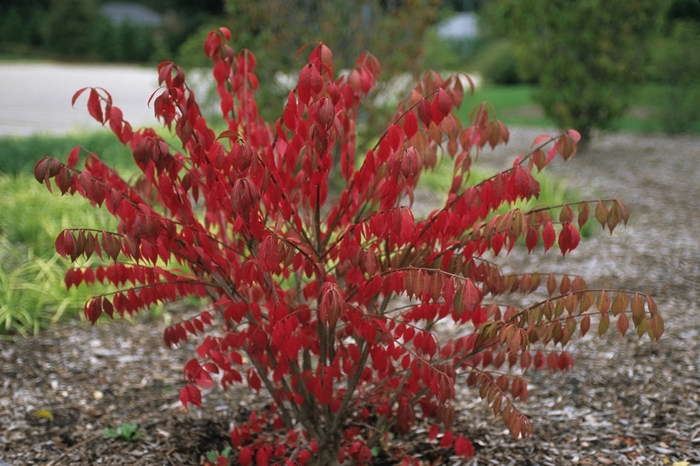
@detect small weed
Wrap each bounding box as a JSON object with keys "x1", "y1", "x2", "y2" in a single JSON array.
[
  {"x1": 205, "y1": 446, "x2": 231, "y2": 466},
  {"x1": 103, "y1": 423, "x2": 142, "y2": 442}
]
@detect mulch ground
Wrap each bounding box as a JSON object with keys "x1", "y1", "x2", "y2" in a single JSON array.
[{"x1": 2, "y1": 129, "x2": 700, "y2": 465}]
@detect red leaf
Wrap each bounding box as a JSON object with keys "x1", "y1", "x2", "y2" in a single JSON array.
[
  {"x1": 71, "y1": 87, "x2": 89, "y2": 107},
  {"x1": 651, "y1": 314, "x2": 664, "y2": 340},
  {"x1": 63, "y1": 230, "x2": 75, "y2": 257},
  {"x1": 403, "y1": 110, "x2": 418, "y2": 139},
  {"x1": 440, "y1": 430, "x2": 454, "y2": 448},
  {"x1": 87, "y1": 89, "x2": 104, "y2": 123},
  {"x1": 248, "y1": 370, "x2": 261, "y2": 391},
  {"x1": 400, "y1": 208, "x2": 414, "y2": 243},
  {"x1": 428, "y1": 424, "x2": 439, "y2": 441},
  {"x1": 34, "y1": 157, "x2": 50, "y2": 184},
  {"x1": 238, "y1": 446, "x2": 253, "y2": 466},
  {"x1": 298, "y1": 64, "x2": 322, "y2": 104},
  {"x1": 531, "y1": 134, "x2": 551, "y2": 147},
  {"x1": 542, "y1": 222, "x2": 555, "y2": 252},
  {"x1": 66, "y1": 146, "x2": 80, "y2": 168},
  {"x1": 417, "y1": 98, "x2": 432, "y2": 128},
  {"x1": 64, "y1": 268, "x2": 76, "y2": 290},
  {"x1": 617, "y1": 312, "x2": 629, "y2": 336},
  {"x1": 218, "y1": 26, "x2": 231, "y2": 41},
  {"x1": 255, "y1": 446, "x2": 269, "y2": 466},
  {"x1": 180, "y1": 384, "x2": 202, "y2": 408},
  {"x1": 430, "y1": 97, "x2": 446, "y2": 125},
  {"x1": 319, "y1": 282, "x2": 345, "y2": 327},
  {"x1": 558, "y1": 223, "x2": 580, "y2": 256},
  {"x1": 108, "y1": 106, "x2": 125, "y2": 139},
  {"x1": 525, "y1": 227, "x2": 539, "y2": 252},
  {"x1": 455, "y1": 435, "x2": 474, "y2": 458},
  {"x1": 567, "y1": 129, "x2": 581, "y2": 144},
  {"x1": 84, "y1": 297, "x2": 101, "y2": 324},
  {"x1": 103, "y1": 298, "x2": 114, "y2": 318},
  {"x1": 55, "y1": 231, "x2": 67, "y2": 258},
  {"x1": 463, "y1": 280, "x2": 481, "y2": 313},
  {"x1": 595, "y1": 201, "x2": 608, "y2": 228}
]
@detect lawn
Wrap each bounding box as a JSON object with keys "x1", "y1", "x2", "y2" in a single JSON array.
[{"x1": 457, "y1": 84, "x2": 700, "y2": 133}]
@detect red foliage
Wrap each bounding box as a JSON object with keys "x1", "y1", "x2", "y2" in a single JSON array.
[{"x1": 35, "y1": 28, "x2": 662, "y2": 464}]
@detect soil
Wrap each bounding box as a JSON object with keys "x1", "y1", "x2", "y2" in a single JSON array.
[{"x1": 2, "y1": 129, "x2": 700, "y2": 465}]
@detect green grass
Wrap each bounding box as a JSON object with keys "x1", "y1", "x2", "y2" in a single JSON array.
[
  {"x1": 0, "y1": 237, "x2": 87, "y2": 337},
  {"x1": 0, "y1": 172, "x2": 115, "y2": 336},
  {"x1": 0, "y1": 126, "x2": 200, "y2": 334},
  {"x1": 0, "y1": 173, "x2": 117, "y2": 253},
  {"x1": 0, "y1": 129, "x2": 134, "y2": 175},
  {"x1": 456, "y1": 84, "x2": 700, "y2": 133}
]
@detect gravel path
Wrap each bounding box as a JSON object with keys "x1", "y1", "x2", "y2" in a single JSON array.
[{"x1": 1, "y1": 128, "x2": 699, "y2": 465}]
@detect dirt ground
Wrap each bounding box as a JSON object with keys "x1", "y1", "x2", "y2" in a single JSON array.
[{"x1": 1, "y1": 128, "x2": 700, "y2": 465}]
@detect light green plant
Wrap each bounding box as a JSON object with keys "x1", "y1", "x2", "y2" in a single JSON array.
[
  {"x1": 103, "y1": 423, "x2": 142, "y2": 442},
  {"x1": 0, "y1": 238, "x2": 74, "y2": 336},
  {"x1": 206, "y1": 446, "x2": 231, "y2": 464},
  {"x1": 0, "y1": 173, "x2": 116, "y2": 251},
  {"x1": 0, "y1": 173, "x2": 114, "y2": 335}
]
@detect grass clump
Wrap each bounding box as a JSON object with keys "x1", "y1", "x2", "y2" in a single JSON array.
[{"x1": 0, "y1": 173, "x2": 114, "y2": 335}]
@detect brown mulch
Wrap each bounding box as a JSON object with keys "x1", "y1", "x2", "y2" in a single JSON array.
[{"x1": 2, "y1": 129, "x2": 700, "y2": 465}]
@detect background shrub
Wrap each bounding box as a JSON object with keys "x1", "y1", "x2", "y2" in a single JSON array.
[
  {"x1": 469, "y1": 39, "x2": 524, "y2": 85},
  {"x1": 0, "y1": 7, "x2": 44, "y2": 49},
  {"x1": 93, "y1": 18, "x2": 156, "y2": 63},
  {"x1": 483, "y1": 0, "x2": 667, "y2": 141},
  {"x1": 648, "y1": 21, "x2": 700, "y2": 133},
  {"x1": 44, "y1": 0, "x2": 98, "y2": 58}
]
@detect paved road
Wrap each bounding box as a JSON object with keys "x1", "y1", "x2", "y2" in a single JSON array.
[{"x1": 0, "y1": 63, "x2": 162, "y2": 137}]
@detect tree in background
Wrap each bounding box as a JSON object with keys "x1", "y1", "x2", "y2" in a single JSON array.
[
  {"x1": 226, "y1": 0, "x2": 440, "y2": 76},
  {"x1": 181, "y1": 0, "x2": 441, "y2": 123},
  {"x1": 44, "y1": 0, "x2": 98, "y2": 57},
  {"x1": 666, "y1": 0, "x2": 700, "y2": 23},
  {"x1": 484, "y1": 0, "x2": 667, "y2": 142}
]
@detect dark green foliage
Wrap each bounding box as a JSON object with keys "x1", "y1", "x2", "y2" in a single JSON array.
[
  {"x1": 44, "y1": 0, "x2": 98, "y2": 57},
  {"x1": 470, "y1": 39, "x2": 525, "y2": 85},
  {"x1": 667, "y1": 0, "x2": 700, "y2": 23},
  {"x1": 484, "y1": 0, "x2": 667, "y2": 141},
  {"x1": 0, "y1": 0, "x2": 214, "y2": 63},
  {"x1": 441, "y1": 0, "x2": 486, "y2": 11},
  {"x1": 0, "y1": 6, "x2": 45, "y2": 49},
  {"x1": 649, "y1": 21, "x2": 700, "y2": 133},
  {"x1": 93, "y1": 18, "x2": 155, "y2": 63}
]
